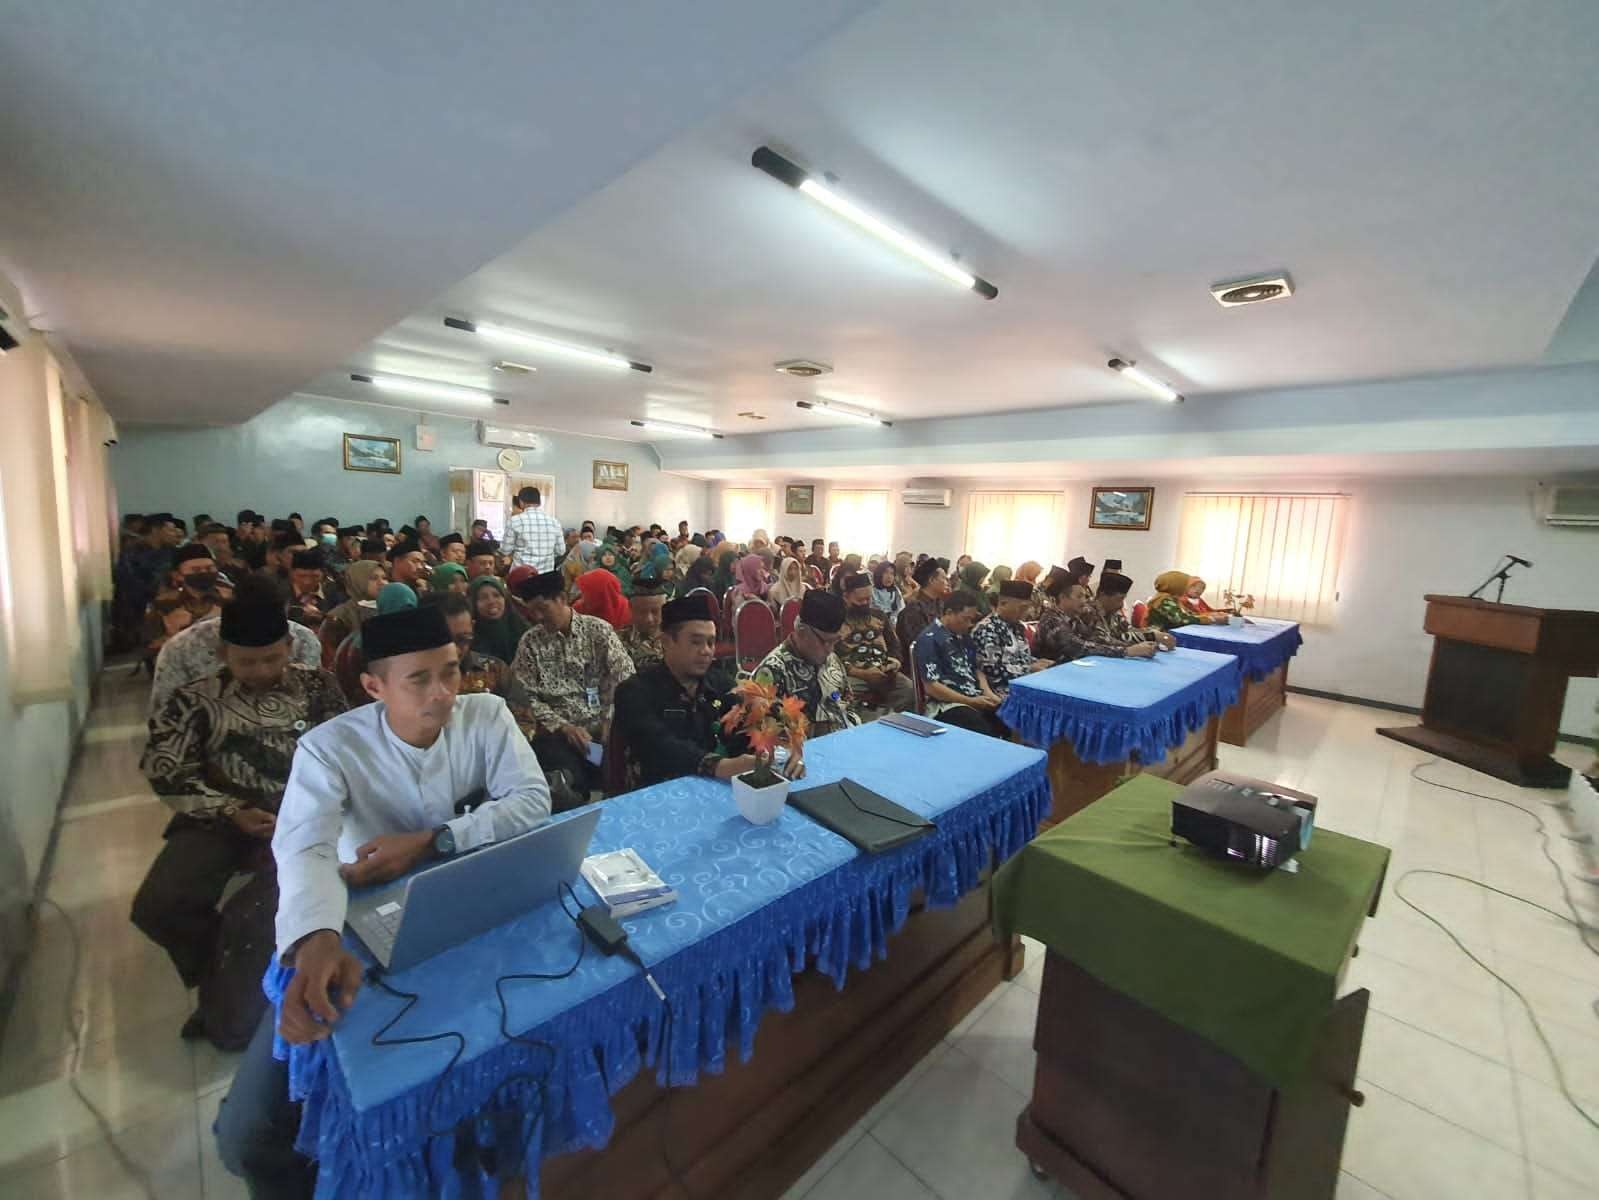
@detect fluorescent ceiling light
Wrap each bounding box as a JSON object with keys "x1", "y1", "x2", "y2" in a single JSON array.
[
  {"x1": 1107, "y1": 357, "x2": 1183, "y2": 403},
  {"x1": 444, "y1": 317, "x2": 651, "y2": 373},
  {"x1": 350, "y1": 372, "x2": 498, "y2": 405},
  {"x1": 796, "y1": 397, "x2": 893, "y2": 428},
  {"x1": 630, "y1": 418, "x2": 722, "y2": 440},
  {"x1": 752, "y1": 146, "x2": 997, "y2": 300}
]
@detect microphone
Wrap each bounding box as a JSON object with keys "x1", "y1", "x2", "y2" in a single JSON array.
[{"x1": 1506, "y1": 555, "x2": 1533, "y2": 568}]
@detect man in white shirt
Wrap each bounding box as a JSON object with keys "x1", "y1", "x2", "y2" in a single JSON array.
[
  {"x1": 214, "y1": 604, "x2": 551, "y2": 1197},
  {"x1": 499, "y1": 485, "x2": 564, "y2": 572}
]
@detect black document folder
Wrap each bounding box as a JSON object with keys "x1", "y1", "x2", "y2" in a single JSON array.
[{"x1": 789, "y1": 778, "x2": 935, "y2": 853}]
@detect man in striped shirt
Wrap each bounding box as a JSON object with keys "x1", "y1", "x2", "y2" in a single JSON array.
[{"x1": 500, "y1": 486, "x2": 564, "y2": 572}]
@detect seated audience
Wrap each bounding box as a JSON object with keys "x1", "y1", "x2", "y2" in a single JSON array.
[
  {"x1": 958, "y1": 560, "x2": 992, "y2": 613},
  {"x1": 1035, "y1": 579, "x2": 1154, "y2": 661},
  {"x1": 985, "y1": 564, "x2": 1013, "y2": 609},
  {"x1": 437, "y1": 532, "x2": 466, "y2": 565},
  {"x1": 596, "y1": 543, "x2": 634, "y2": 597},
  {"x1": 427, "y1": 591, "x2": 515, "y2": 702},
  {"x1": 149, "y1": 577, "x2": 323, "y2": 714},
  {"x1": 430, "y1": 562, "x2": 469, "y2": 595},
  {"x1": 619, "y1": 580, "x2": 666, "y2": 669},
  {"x1": 613, "y1": 597, "x2": 756, "y2": 788},
  {"x1": 143, "y1": 544, "x2": 230, "y2": 664},
  {"x1": 218, "y1": 604, "x2": 550, "y2": 1194},
  {"x1": 133, "y1": 586, "x2": 347, "y2": 1049},
  {"x1": 286, "y1": 549, "x2": 337, "y2": 630},
  {"x1": 1014, "y1": 560, "x2": 1045, "y2": 607},
  {"x1": 511, "y1": 569, "x2": 636, "y2": 801},
  {"x1": 387, "y1": 540, "x2": 428, "y2": 595},
  {"x1": 413, "y1": 515, "x2": 441, "y2": 556},
  {"x1": 729, "y1": 553, "x2": 771, "y2": 607},
  {"x1": 756, "y1": 590, "x2": 858, "y2": 734},
  {"x1": 677, "y1": 553, "x2": 717, "y2": 599},
  {"x1": 973, "y1": 579, "x2": 1056, "y2": 693},
  {"x1": 896, "y1": 558, "x2": 950, "y2": 652},
  {"x1": 870, "y1": 560, "x2": 905, "y2": 623},
  {"x1": 332, "y1": 582, "x2": 419, "y2": 706},
  {"x1": 769, "y1": 556, "x2": 809, "y2": 608},
  {"x1": 318, "y1": 559, "x2": 385, "y2": 667},
  {"x1": 358, "y1": 536, "x2": 387, "y2": 564},
  {"x1": 332, "y1": 526, "x2": 364, "y2": 571},
  {"x1": 574, "y1": 567, "x2": 632, "y2": 630},
  {"x1": 1066, "y1": 555, "x2": 1095, "y2": 590},
  {"x1": 913, "y1": 590, "x2": 1007, "y2": 736},
  {"x1": 198, "y1": 522, "x2": 251, "y2": 579},
  {"x1": 465, "y1": 539, "x2": 499, "y2": 580},
  {"x1": 1146, "y1": 570, "x2": 1232, "y2": 629},
  {"x1": 468, "y1": 575, "x2": 529, "y2": 665},
  {"x1": 806, "y1": 539, "x2": 830, "y2": 575},
  {"x1": 838, "y1": 573, "x2": 915, "y2": 712},
  {"x1": 261, "y1": 530, "x2": 302, "y2": 585},
  {"x1": 1074, "y1": 571, "x2": 1175, "y2": 649}
]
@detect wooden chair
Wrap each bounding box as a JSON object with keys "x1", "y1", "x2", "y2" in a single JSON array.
[
  {"x1": 734, "y1": 599, "x2": 779, "y2": 675},
  {"x1": 779, "y1": 598, "x2": 801, "y2": 638}
]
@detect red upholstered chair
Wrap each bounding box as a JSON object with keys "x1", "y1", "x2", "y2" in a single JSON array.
[
  {"x1": 806, "y1": 566, "x2": 824, "y2": 587},
  {"x1": 734, "y1": 599, "x2": 779, "y2": 675},
  {"x1": 1130, "y1": 602, "x2": 1149, "y2": 629},
  {"x1": 908, "y1": 638, "x2": 928, "y2": 715},
  {"x1": 720, "y1": 590, "x2": 735, "y2": 637},
  {"x1": 1022, "y1": 621, "x2": 1038, "y2": 651},
  {"x1": 779, "y1": 598, "x2": 800, "y2": 638},
  {"x1": 684, "y1": 587, "x2": 736, "y2": 663}
]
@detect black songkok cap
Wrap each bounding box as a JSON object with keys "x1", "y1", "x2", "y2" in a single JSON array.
[
  {"x1": 661, "y1": 596, "x2": 713, "y2": 630},
  {"x1": 1098, "y1": 571, "x2": 1134, "y2": 597},
  {"x1": 386, "y1": 540, "x2": 420, "y2": 562},
  {"x1": 515, "y1": 569, "x2": 566, "y2": 601},
  {"x1": 272, "y1": 530, "x2": 302, "y2": 552},
  {"x1": 843, "y1": 572, "x2": 871, "y2": 592},
  {"x1": 438, "y1": 532, "x2": 464, "y2": 547},
  {"x1": 1066, "y1": 556, "x2": 1095, "y2": 581},
  {"x1": 913, "y1": 558, "x2": 943, "y2": 587},
  {"x1": 361, "y1": 537, "x2": 387, "y2": 555},
  {"x1": 337, "y1": 525, "x2": 363, "y2": 538},
  {"x1": 630, "y1": 578, "x2": 666, "y2": 598},
  {"x1": 999, "y1": 580, "x2": 1034, "y2": 600},
  {"x1": 466, "y1": 540, "x2": 497, "y2": 559},
  {"x1": 1104, "y1": 559, "x2": 1123, "y2": 573},
  {"x1": 219, "y1": 596, "x2": 289, "y2": 648},
  {"x1": 362, "y1": 606, "x2": 452, "y2": 663},
  {"x1": 172, "y1": 544, "x2": 215, "y2": 567},
  {"x1": 799, "y1": 590, "x2": 845, "y2": 634},
  {"x1": 290, "y1": 549, "x2": 324, "y2": 571}
]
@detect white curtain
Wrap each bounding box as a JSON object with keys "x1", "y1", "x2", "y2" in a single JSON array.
[
  {"x1": 722, "y1": 488, "x2": 773, "y2": 544},
  {"x1": 1175, "y1": 493, "x2": 1348, "y2": 624},
  {"x1": 963, "y1": 491, "x2": 1066, "y2": 569},
  {"x1": 826, "y1": 489, "x2": 892, "y2": 558}
]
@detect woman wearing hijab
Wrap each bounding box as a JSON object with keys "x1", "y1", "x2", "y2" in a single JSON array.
[
  {"x1": 318, "y1": 559, "x2": 385, "y2": 667},
  {"x1": 574, "y1": 568, "x2": 633, "y2": 630},
  {"x1": 1146, "y1": 570, "x2": 1230, "y2": 630},
  {"x1": 640, "y1": 540, "x2": 675, "y2": 588},
  {"x1": 596, "y1": 543, "x2": 634, "y2": 597},
  {"x1": 1182, "y1": 577, "x2": 1221, "y2": 615},
  {"x1": 959, "y1": 560, "x2": 992, "y2": 614},
  {"x1": 468, "y1": 575, "x2": 530, "y2": 664},
  {"x1": 334, "y1": 583, "x2": 419, "y2": 705},
  {"x1": 1015, "y1": 560, "x2": 1046, "y2": 607},
  {"x1": 431, "y1": 562, "x2": 469, "y2": 595},
  {"x1": 729, "y1": 553, "x2": 772, "y2": 608},
  {"x1": 870, "y1": 560, "x2": 904, "y2": 622},
  {"x1": 986, "y1": 564, "x2": 1013, "y2": 608},
  {"x1": 677, "y1": 555, "x2": 717, "y2": 599},
  {"x1": 674, "y1": 540, "x2": 703, "y2": 578},
  {"x1": 769, "y1": 556, "x2": 808, "y2": 607},
  {"x1": 710, "y1": 543, "x2": 740, "y2": 598}
]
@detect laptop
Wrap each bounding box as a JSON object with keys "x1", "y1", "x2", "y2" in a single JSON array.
[{"x1": 346, "y1": 806, "x2": 601, "y2": 972}]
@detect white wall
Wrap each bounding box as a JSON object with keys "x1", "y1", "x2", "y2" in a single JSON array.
[{"x1": 715, "y1": 474, "x2": 1599, "y2": 738}]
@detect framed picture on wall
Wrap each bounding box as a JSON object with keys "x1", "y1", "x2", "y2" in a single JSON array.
[
  {"x1": 1089, "y1": 486, "x2": 1155, "y2": 530},
  {"x1": 784, "y1": 484, "x2": 815, "y2": 515},
  {"x1": 593, "y1": 460, "x2": 629, "y2": 492},
  {"x1": 343, "y1": 433, "x2": 402, "y2": 474}
]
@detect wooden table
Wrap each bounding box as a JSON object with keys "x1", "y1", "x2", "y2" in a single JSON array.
[
  {"x1": 1219, "y1": 660, "x2": 1289, "y2": 746},
  {"x1": 1170, "y1": 619, "x2": 1302, "y2": 748},
  {"x1": 1037, "y1": 716, "x2": 1219, "y2": 829}
]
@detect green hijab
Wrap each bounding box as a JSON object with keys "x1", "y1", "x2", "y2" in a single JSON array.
[
  {"x1": 960, "y1": 560, "x2": 991, "y2": 614},
  {"x1": 468, "y1": 575, "x2": 529, "y2": 663},
  {"x1": 597, "y1": 544, "x2": 633, "y2": 597},
  {"x1": 431, "y1": 562, "x2": 468, "y2": 593}
]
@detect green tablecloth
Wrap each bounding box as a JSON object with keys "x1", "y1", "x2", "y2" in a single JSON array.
[{"x1": 992, "y1": 774, "x2": 1388, "y2": 1086}]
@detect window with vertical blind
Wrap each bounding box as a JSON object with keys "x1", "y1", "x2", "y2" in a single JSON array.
[
  {"x1": 721, "y1": 488, "x2": 773, "y2": 543},
  {"x1": 963, "y1": 491, "x2": 1067, "y2": 569},
  {"x1": 1175, "y1": 493, "x2": 1348, "y2": 625},
  {"x1": 825, "y1": 489, "x2": 892, "y2": 557}
]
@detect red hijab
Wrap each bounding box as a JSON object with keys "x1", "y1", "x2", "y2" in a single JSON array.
[{"x1": 574, "y1": 568, "x2": 632, "y2": 629}]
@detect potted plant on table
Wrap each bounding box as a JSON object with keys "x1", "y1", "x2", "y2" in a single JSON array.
[{"x1": 721, "y1": 677, "x2": 809, "y2": 824}]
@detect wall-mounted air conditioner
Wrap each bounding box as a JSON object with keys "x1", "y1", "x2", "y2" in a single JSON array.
[
  {"x1": 477, "y1": 422, "x2": 539, "y2": 451},
  {"x1": 1537, "y1": 484, "x2": 1599, "y2": 528},
  {"x1": 902, "y1": 487, "x2": 952, "y2": 508}
]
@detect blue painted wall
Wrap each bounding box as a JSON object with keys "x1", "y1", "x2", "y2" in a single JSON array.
[{"x1": 109, "y1": 393, "x2": 709, "y2": 534}]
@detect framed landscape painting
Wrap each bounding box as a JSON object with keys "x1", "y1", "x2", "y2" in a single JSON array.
[
  {"x1": 1089, "y1": 486, "x2": 1155, "y2": 530},
  {"x1": 784, "y1": 484, "x2": 815, "y2": 515},
  {"x1": 343, "y1": 433, "x2": 401, "y2": 474},
  {"x1": 593, "y1": 459, "x2": 630, "y2": 492}
]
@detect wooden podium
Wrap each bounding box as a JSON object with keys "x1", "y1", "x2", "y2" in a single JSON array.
[{"x1": 1377, "y1": 595, "x2": 1599, "y2": 788}]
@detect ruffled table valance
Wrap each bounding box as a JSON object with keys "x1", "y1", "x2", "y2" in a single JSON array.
[{"x1": 1170, "y1": 618, "x2": 1303, "y2": 682}]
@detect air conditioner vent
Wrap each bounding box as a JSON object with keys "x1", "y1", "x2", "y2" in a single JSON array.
[
  {"x1": 1211, "y1": 273, "x2": 1294, "y2": 308},
  {"x1": 1539, "y1": 484, "x2": 1599, "y2": 527},
  {"x1": 774, "y1": 359, "x2": 833, "y2": 378}
]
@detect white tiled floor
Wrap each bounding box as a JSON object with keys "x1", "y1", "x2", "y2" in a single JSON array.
[{"x1": 3, "y1": 671, "x2": 1597, "y2": 1198}]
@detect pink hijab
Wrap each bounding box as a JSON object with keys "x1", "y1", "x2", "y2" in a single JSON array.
[{"x1": 733, "y1": 553, "x2": 769, "y2": 599}]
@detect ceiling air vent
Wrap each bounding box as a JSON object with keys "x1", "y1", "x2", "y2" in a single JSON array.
[
  {"x1": 1210, "y1": 273, "x2": 1294, "y2": 308},
  {"x1": 774, "y1": 359, "x2": 833, "y2": 378}
]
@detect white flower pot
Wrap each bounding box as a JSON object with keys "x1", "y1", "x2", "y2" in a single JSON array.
[{"x1": 733, "y1": 772, "x2": 790, "y2": 825}]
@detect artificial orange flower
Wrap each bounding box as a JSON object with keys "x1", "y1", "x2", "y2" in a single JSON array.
[
  {"x1": 747, "y1": 721, "x2": 782, "y2": 758},
  {"x1": 779, "y1": 695, "x2": 807, "y2": 725}
]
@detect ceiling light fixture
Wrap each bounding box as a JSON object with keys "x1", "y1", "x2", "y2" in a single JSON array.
[
  {"x1": 752, "y1": 146, "x2": 998, "y2": 300},
  {"x1": 1107, "y1": 358, "x2": 1183, "y2": 404},
  {"x1": 443, "y1": 317, "x2": 651, "y2": 373},
  {"x1": 629, "y1": 419, "x2": 723, "y2": 440},
  {"x1": 492, "y1": 360, "x2": 537, "y2": 374},
  {"x1": 350, "y1": 372, "x2": 499, "y2": 405},
  {"x1": 796, "y1": 397, "x2": 893, "y2": 428}
]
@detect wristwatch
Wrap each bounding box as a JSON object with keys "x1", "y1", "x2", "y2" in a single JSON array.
[{"x1": 431, "y1": 824, "x2": 456, "y2": 859}]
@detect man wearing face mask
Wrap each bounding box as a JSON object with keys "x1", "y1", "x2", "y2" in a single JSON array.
[
  {"x1": 837, "y1": 573, "x2": 915, "y2": 713},
  {"x1": 133, "y1": 582, "x2": 348, "y2": 1050},
  {"x1": 142, "y1": 544, "x2": 232, "y2": 665},
  {"x1": 756, "y1": 589, "x2": 859, "y2": 734}
]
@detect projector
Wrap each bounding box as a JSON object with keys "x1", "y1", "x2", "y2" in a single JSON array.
[{"x1": 1171, "y1": 770, "x2": 1317, "y2": 869}]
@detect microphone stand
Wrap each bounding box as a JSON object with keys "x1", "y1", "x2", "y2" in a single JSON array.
[{"x1": 1466, "y1": 556, "x2": 1520, "y2": 603}]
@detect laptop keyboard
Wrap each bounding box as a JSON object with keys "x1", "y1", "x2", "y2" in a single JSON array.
[{"x1": 355, "y1": 901, "x2": 404, "y2": 957}]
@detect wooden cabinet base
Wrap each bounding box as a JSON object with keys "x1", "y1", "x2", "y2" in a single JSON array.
[
  {"x1": 1039, "y1": 717, "x2": 1220, "y2": 830},
  {"x1": 502, "y1": 884, "x2": 1017, "y2": 1200},
  {"x1": 1219, "y1": 663, "x2": 1289, "y2": 747},
  {"x1": 1017, "y1": 953, "x2": 1368, "y2": 1200}
]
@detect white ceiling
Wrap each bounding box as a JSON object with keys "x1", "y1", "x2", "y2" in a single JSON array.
[
  {"x1": 6, "y1": 0, "x2": 1599, "y2": 446},
  {"x1": 311, "y1": 0, "x2": 1599, "y2": 440}
]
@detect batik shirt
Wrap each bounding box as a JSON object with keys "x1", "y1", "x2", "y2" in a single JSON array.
[
  {"x1": 913, "y1": 624, "x2": 984, "y2": 716},
  {"x1": 149, "y1": 615, "x2": 324, "y2": 715},
  {"x1": 756, "y1": 642, "x2": 858, "y2": 732},
  {"x1": 837, "y1": 611, "x2": 893, "y2": 673},
  {"x1": 1072, "y1": 604, "x2": 1161, "y2": 647},
  {"x1": 618, "y1": 625, "x2": 664, "y2": 671},
  {"x1": 1146, "y1": 595, "x2": 1204, "y2": 630},
  {"x1": 896, "y1": 596, "x2": 941, "y2": 656},
  {"x1": 509, "y1": 612, "x2": 635, "y2": 732},
  {"x1": 1036, "y1": 606, "x2": 1129, "y2": 663},
  {"x1": 141, "y1": 664, "x2": 347, "y2": 821},
  {"x1": 141, "y1": 589, "x2": 221, "y2": 659},
  {"x1": 971, "y1": 613, "x2": 1037, "y2": 693}
]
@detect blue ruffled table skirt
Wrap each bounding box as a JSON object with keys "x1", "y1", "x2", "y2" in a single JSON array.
[
  {"x1": 1170, "y1": 618, "x2": 1303, "y2": 683},
  {"x1": 266, "y1": 720, "x2": 1049, "y2": 1198}
]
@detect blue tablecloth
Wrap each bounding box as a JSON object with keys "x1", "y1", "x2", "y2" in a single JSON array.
[
  {"x1": 1170, "y1": 617, "x2": 1303, "y2": 682},
  {"x1": 998, "y1": 646, "x2": 1242, "y2": 765},
  {"x1": 266, "y1": 720, "x2": 1048, "y2": 1199}
]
